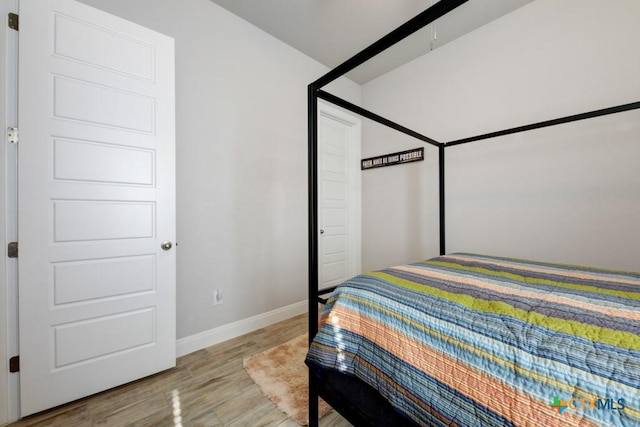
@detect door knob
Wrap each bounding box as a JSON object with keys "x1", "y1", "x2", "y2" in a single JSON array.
[
  {"x1": 161, "y1": 241, "x2": 173, "y2": 251},
  {"x1": 320, "y1": 229, "x2": 324, "y2": 234}
]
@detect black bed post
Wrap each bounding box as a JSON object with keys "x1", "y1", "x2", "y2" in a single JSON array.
[
  {"x1": 308, "y1": 83, "x2": 320, "y2": 427},
  {"x1": 439, "y1": 144, "x2": 446, "y2": 255},
  {"x1": 307, "y1": 2, "x2": 472, "y2": 425}
]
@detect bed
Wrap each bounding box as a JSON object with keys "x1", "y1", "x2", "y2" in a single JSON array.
[
  {"x1": 306, "y1": 1, "x2": 640, "y2": 425},
  {"x1": 305, "y1": 253, "x2": 640, "y2": 426}
]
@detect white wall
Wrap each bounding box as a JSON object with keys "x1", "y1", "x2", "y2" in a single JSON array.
[
  {"x1": 362, "y1": 0, "x2": 640, "y2": 271},
  {"x1": 76, "y1": 0, "x2": 361, "y2": 339},
  {"x1": 360, "y1": 127, "x2": 440, "y2": 272}
]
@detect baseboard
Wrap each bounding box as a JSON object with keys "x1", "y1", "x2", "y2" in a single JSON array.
[{"x1": 176, "y1": 300, "x2": 308, "y2": 357}]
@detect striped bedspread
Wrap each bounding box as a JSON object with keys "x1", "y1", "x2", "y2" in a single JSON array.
[{"x1": 305, "y1": 253, "x2": 640, "y2": 426}]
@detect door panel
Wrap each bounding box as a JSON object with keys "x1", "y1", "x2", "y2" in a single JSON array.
[
  {"x1": 53, "y1": 308, "x2": 155, "y2": 368},
  {"x1": 53, "y1": 200, "x2": 155, "y2": 241},
  {"x1": 53, "y1": 138, "x2": 155, "y2": 185},
  {"x1": 52, "y1": 76, "x2": 156, "y2": 133},
  {"x1": 18, "y1": 0, "x2": 175, "y2": 416},
  {"x1": 52, "y1": 13, "x2": 155, "y2": 80},
  {"x1": 53, "y1": 255, "x2": 155, "y2": 304}
]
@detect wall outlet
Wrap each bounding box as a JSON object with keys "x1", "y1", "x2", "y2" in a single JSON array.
[{"x1": 213, "y1": 289, "x2": 223, "y2": 305}]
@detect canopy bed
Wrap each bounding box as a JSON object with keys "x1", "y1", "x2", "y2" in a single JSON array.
[{"x1": 305, "y1": 1, "x2": 640, "y2": 426}]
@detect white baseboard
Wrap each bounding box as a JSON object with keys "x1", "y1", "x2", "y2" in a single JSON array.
[{"x1": 176, "y1": 300, "x2": 308, "y2": 357}]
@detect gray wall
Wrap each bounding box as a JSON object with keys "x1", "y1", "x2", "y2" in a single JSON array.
[
  {"x1": 77, "y1": 0, "x2": 361, "y2": 339},
  {"x1": 362, "y1": 0, "x2": 640, "y2": 271}
]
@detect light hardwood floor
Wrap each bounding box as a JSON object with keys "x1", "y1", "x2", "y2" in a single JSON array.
[{"x1": 8, "y1": 313, "x2": 351, "y2": 427}]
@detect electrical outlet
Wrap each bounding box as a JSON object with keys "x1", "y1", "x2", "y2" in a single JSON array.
[{"x1": 213, "y1": 289, "x2": 223, "y2": 305}]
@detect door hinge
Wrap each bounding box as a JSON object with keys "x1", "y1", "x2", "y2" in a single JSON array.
[
  {"x1": 7, "y1": 127, "x2": 18, "y2": 144},
  {"x1": 8, "y1": 242, "x2": 18, "y2": 258},
  {"x1": 8, "y1": 13, "x2": 18, "y2": 31},
  {"x1": 9, "y1": 356, "x2": 19, "y2": 373}
]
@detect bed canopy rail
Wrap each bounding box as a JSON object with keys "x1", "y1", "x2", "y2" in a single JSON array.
[
  {"x1": 317, "y1": 90, "x2": 440, "y2": 147},
  {"x1": 446, "y1": 100, "x2": 640, "y2": 147},
  {"x1": 309, "y1": 0, "x2": 470, "y2": 90},
  {"x1": 307, "y1": 0, "x2": 640, "y2": 425}
]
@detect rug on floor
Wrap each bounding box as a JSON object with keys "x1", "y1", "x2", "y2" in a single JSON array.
[{"x1": 243, "y1": 333, "x2": 332, "y2": 425}]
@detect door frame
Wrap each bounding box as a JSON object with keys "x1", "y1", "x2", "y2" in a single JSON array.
[
  {"x1": 317, "y1": 101, "x2": 362, "y2": 288},
  {"x1": 1, "y1": 0, "x2": 20, "y2": 424}
]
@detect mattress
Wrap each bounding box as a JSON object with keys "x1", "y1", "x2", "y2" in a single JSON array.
[{"x1": 305, "y1": 253, "x2": 640, "y2": 426}]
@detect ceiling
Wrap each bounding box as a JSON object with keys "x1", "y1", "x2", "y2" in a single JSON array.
[{"x1": 208, "y1": 0, "x2": 534, "y2": 84}]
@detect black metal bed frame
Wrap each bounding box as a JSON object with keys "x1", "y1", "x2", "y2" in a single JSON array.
[{"x1": 307, "y1": 1, "x2": 640, "y2": 425}]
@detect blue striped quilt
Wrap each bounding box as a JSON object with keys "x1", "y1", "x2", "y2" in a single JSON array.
[{"x1": 305, "y1": 253, "x2": 640, "y2": 426}]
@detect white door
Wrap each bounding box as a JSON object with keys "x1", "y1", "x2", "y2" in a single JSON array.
[
  {"x1": 18, "y1": 0, "x2": 175, "y2": 416},
  {"x1": 318, "y1": 104, "x2": 361, "y2": 290}
]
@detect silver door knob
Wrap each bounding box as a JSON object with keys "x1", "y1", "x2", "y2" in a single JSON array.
[
  {"x1": 320, "y1": 229, "x2": 324, "y2": 234},
  {"x1": 161, "y1": 241, "x2": 173, "y2": 251}
]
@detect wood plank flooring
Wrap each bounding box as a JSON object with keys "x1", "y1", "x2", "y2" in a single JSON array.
[{"x1": 7, "y1": 313, "x2": 351, "y2": 427}]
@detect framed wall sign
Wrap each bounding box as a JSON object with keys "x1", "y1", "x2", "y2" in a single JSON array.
[{"x1": 361, "y1": 147, "x2": 424, "y2": 170}]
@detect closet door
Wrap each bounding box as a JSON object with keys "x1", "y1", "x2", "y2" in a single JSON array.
[
  {"x1": 18, "y1": 0, "x2": 175, "y2": 416},
  {"x1": 318, "y1": 103, "x2": 361, "y2": 290}
]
